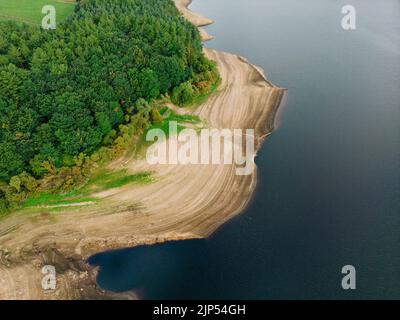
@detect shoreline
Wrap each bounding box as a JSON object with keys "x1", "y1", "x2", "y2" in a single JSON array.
[
  {"x1": 175, "y1": 0, "x2": 214, "y2": 41},
  {"x1": 0, "y1": 0, "x2": 285, "y2": 299}
]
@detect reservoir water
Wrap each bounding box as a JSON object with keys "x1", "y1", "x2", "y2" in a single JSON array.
[{"x1": 89, "y1": 0, "x2": 400, "y2": 299}]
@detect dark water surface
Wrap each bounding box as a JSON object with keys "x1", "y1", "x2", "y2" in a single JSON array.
[{"x1": 89, "y1": 0, "x2": 400, "y2": 299}]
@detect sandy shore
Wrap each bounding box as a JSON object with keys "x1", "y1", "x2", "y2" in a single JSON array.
[
  {"x1": 175, "y1": 0, "x2": 214, "y2": 41},
  {"x1": 0, "y1": 0, "x2": 285, "y2": 299}
]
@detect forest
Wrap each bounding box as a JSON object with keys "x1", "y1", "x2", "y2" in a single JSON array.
[{"x1": 0, "y1": 0, "x2": 219, "y2": 212}]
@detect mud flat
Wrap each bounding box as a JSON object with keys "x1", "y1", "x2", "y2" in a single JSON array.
[{"x1": 0, "y1": 0, "x2": 285, "y2": 299}]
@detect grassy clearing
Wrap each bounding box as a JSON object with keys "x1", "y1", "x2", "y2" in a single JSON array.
[
  {"x1": 132, "y1": 106, "x2": 204, "y2": 158},
  {"x1": 149, "y1": 107, "x2": 202, "y2": 135},
  {"x1": 84, "y1": 170, "x2": 153, "y2": 192},
  {"x1": 0, "y1": 0, "x2": 75, "y2": 25},
  {"x1": 22, "y1": 191, "x2": 98, "y2": 209},
  {"x1": 22, "y1": 170, "x2": 153, "y2": 210}
]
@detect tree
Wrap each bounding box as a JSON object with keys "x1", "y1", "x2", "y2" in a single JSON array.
[{"x1": 172, "y1": 81, "x2": 196, "y2": 106}]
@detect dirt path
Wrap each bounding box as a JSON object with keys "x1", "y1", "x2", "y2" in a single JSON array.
[{"x1": 0, "y1": 0, "x2": 285, "y2": 299}]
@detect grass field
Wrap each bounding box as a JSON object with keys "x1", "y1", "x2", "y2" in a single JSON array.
[
  {"x1": 0, "y1": 0, "x2": 76, "y2": 25},
  {"x1": 21, "y1": 170, "x2": 153, "y2": 211}
]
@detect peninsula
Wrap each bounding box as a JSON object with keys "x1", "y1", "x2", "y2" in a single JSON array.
[{"x1": 0, "y1": 0, "x2": 284, "y2": 299}]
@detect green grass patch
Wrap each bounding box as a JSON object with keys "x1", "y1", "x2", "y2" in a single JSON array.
[
  {"x1": 22, "y1": 191, "x2": 97, "y2": 208},
  {"x1": 0, "y1": 0, "x2": 75, "y2": 25},
  {"x1": 168, "y1": 113, "x2": 202, "y2": 124},
  {"x1": 147, "y1": 108, "x2": 202, "y2": 136},
  {"x1": 135, "y1": 107, "x2": 204, "y2": 157},
  {"x1": 22, "y1": 170, "x2": 153, "y2": 210},
  {"x1": 84, "y1": 170, "x2": 153, "y2": 192}
]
